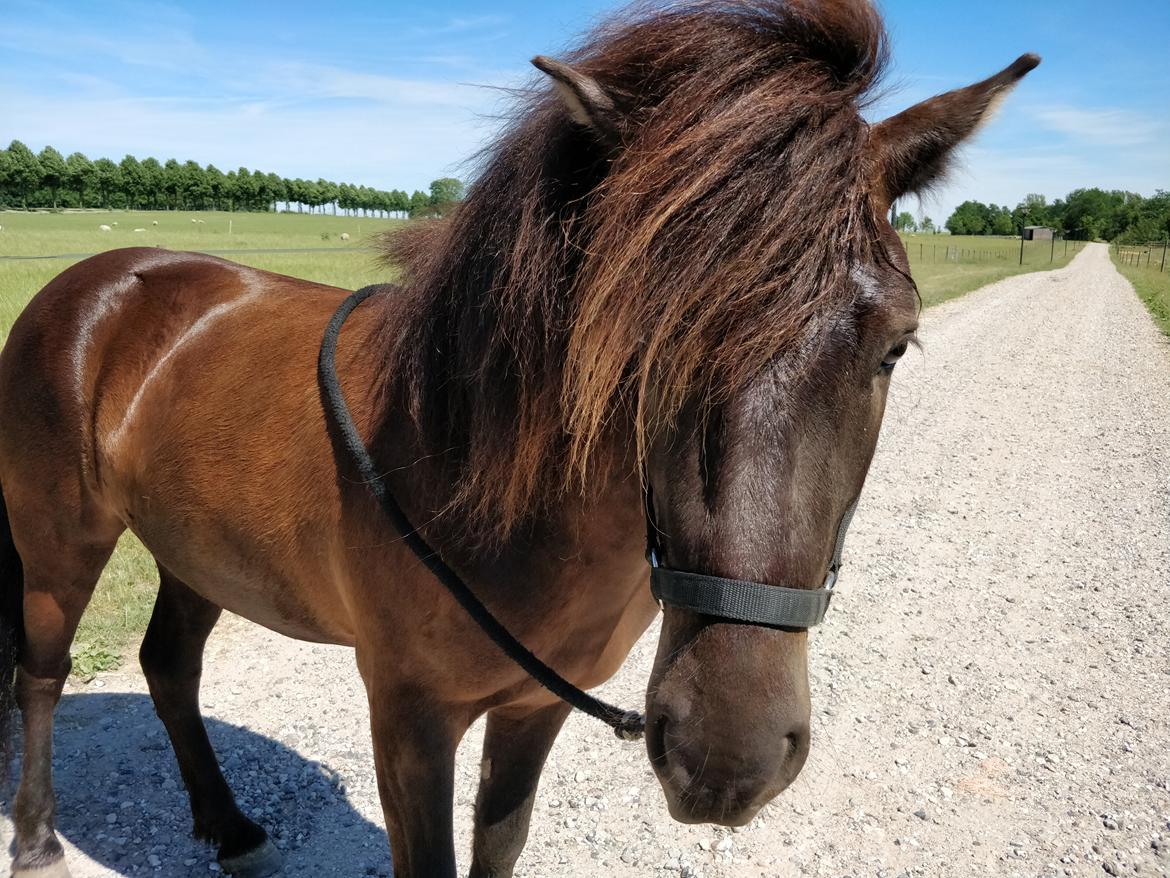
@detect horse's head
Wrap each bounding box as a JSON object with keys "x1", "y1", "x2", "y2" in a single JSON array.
[{"x1": 534, "y1": 3, "x2": 1038, "y2": 826}]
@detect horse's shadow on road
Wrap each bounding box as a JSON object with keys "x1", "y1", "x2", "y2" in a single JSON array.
[{"x1": 4, "y1": 692, "x2": 392, "y2": 877}]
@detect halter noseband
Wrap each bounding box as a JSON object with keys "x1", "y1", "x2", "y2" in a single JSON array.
[{"x1": 645, "y1": 485, "x2": 857, "y2": 629}]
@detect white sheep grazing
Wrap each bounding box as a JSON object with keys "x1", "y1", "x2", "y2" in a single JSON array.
[
  {"x1": 340, "y1": 232, "x2": 350, "y2": 242},
  {"x1": 133, "y1": 228, "x2": 146, "y2": 233},
  {"x1": 191, "y1": 218, "x2": 198, "y2": 223},
  {"x1": 99, "y1": 224, "x2": 112, "y2": 232},
  {"x1": 152, "y1": 220, "x2": 159, "y2": 226},
  {"x1": 111, "y1": 221, "x2": 118, "y2": 226}
]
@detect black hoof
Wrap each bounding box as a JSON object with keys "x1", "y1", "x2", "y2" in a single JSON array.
[{"x1": 218, "y1": 839, "x2": 283, "y2": 877}]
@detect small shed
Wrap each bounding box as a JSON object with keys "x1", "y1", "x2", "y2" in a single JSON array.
[{"x1": 1023, "y1": 226, "x2": 1054, "y2": 241}]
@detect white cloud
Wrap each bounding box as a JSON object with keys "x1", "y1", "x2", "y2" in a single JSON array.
[{"x1": 1035, "y1": 106, "x2": 1164, "y2": 147}]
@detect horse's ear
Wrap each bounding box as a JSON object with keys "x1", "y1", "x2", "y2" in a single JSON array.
[
  {"x1": 869, "y1": 53, "x2": 1040, "y2": 211},
  {"x1": 532, "y1": 55, "x2": 622, "y2": 146}
]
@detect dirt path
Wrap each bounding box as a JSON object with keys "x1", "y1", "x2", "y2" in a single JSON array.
[{"x1": 6, "y1": 243, "x2": 1169, "y2": 877}]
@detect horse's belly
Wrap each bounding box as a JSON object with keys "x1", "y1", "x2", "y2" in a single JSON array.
[{"x1": 128, "y1": 510, "x2": 356, "y2": 646}]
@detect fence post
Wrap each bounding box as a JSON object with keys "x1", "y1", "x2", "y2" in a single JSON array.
[
  {"x1": 1162, "y1": 243, "x2": 1167, "y2": 273},
  {"x1": 1019, "y1": 232, "x2": 1025, "y2": 265},
  {"x1": 1050, "y1": 235, "x2": 1055, "y2": 262}
]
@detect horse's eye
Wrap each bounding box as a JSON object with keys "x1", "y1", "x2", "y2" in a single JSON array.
[{"x1": 880, "y1": 340, "x2": 909, "y2": 373}]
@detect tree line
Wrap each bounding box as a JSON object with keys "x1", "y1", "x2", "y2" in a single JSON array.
[
  {"x1": 0, "y1": 140, "x2": 464, "y2": 218},
  {"x1": 942, "y1": 189, "x2": 1170, "y2": 243}
]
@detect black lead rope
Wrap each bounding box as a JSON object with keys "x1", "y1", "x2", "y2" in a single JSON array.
[{"x1": 319, "y1": 287, "x2": 646, "y2": 740}]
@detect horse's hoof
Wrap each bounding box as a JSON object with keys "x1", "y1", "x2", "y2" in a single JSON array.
[
  {"x1": 12, "y1": 860, "x2": 74, "y2": 878},
  {"x1": 218, "y1": 839, "x2": 283, "y2": 877}
]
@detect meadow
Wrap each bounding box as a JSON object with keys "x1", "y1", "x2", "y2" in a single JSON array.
[
  {"x1": 900, "y1": 232, "x2": 1082, "y2": 307},
  {"x1": 1113, "y1": 244, "x2": 1170, "y2": 335},
  {"x1": 0, "y1": 210, "x2": 1082, "y2": 674}
]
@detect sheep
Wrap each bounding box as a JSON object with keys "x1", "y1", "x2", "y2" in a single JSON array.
[
  {"x1": 133, "y1": 228, "x2": 146, "y2": 233},
  {"x1": 111, "y1": 221, "x2": 118, "y2": 226},
  {"x1": 340, "y1": 232, "x2": 350, "y2": 242},
  {"x1": 191, "y1": 218, "x2": 198, "y2": 223},
  {"x1": 152, "y1": 220, "x2": 159, "y2": 226},
  {"x1": 99, "y1": 224, "x2": 112, "y2": 232}
]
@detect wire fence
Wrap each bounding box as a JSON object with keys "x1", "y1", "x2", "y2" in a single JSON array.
[
  {"x1": 900, "y1": 236, "x2": 1084, "y2": 267},
  {"x1": 1114, "y1": 242, "x2": 1169, "y2": 273}
]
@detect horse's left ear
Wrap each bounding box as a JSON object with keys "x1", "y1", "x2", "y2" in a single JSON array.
[
  {"x1": 532, "y1": 55, "x2": 623, "y2": 146},
  {"x1": 869, "y1": 53, "x2": 1040, "y2": 211}
]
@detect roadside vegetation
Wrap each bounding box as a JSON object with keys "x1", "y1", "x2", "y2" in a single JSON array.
[{"x1": 1112, "y1": 246, "x2": 1170, "y2": 335}]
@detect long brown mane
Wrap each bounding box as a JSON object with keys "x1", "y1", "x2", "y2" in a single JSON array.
[{"x1": 379, "y1": 0, "x2": 889, "y2": 538}]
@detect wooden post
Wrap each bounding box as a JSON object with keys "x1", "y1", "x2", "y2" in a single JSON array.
[
  {"x1": 1019, "y1": 231, "x2": 1025, "y2": 265},
  {"x1": 1161, "y1": 243, "x2": 1167, "y2": 273},
  {"x1": 1050, "y1": 234, "x2": 1055, "y2": 262}
]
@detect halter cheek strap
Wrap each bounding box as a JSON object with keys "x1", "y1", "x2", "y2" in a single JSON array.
[{"x1": 647, "y1": 496, "x2": 857, "y2": 629}]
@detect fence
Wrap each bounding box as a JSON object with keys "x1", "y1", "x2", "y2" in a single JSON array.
[
  {"x1": 901, "y1": 236, "x2": 1082, "y2": 267},
  {"x1": 1114, "y1": 242, "x2": 1168, "y2": 273}
]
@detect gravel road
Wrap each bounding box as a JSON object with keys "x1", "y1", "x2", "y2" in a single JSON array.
[{"x1": 5, "y1": 243, "x2": 1169, "y2": 877}]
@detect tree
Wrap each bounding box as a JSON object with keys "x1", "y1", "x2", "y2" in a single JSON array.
[
  {"x1": 893, "y1": 211, "x2": 916, "y2": 233},
  {"x1": 119, "y1": 155, "x2": 145, "y2": 209},
  {"x1": 206, "y1": 164, "x2": 226, "y2": 210},
  {"x1": 408, "y1": 189, "x2": 431, "y2": 218},
  {"x1": 65, "y1": 152, "x2": 95, "y2": 208},
  {"x1": 92, "y1": 158, "x2": 121, "y2": 209},
  {"x1": 140, "y1": 157, "x2": 163, "y2": 209},
  {"x1": 5, "y1": 140, "x2": 42, "y2": 209},
  {"x1": 162, "y1": 159, "x2": 184, "y2": 209},
  {"x1": 38, "y1": 146, "x2": 67, "y2": 208},
  {"x1": 946, "y1": 200, "x2": 992, "y2": 236},
  {"x1": 920, "y1": 216, "x2": 936, "y2": 234},
  {"x1": 266, "y1": 173, "x2": 284, "y2": 212},
  {"x1": 183, "y1": 160, "x2": 211, "y2": 210},
  {"x1": 427, "y1": 177, "x2": 465, "y2": 216}
]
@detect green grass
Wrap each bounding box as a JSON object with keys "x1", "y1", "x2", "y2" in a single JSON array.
[
  {"x1": 0, "y1": 212, "x2": 1089, "y2": 676},
  {"x1": 1112, "y1": 245, "x2": 1170, "y2": 335},
  {"x1": 0, "y1": 209, "x2": 403, "y2": 676},
  {"x1": 901, "y1": 234, "x2": 1084, "y2": 307}
]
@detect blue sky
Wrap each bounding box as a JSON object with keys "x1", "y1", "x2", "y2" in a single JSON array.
[{"x1": 2, "y1": 0, "x2": 1167, "y2": 224}]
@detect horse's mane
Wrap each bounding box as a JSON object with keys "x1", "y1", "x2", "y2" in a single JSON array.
[{"x1": 378, "y1": 0, "x2": 888, "y2": 539}]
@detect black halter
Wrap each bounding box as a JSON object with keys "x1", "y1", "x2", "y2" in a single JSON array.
[
  {"x1": 320, "y1": 287, "x2": 858, "y2": 740},
  {"x1": 645, "y1": 483, "x2": 856, "y2": 630}
]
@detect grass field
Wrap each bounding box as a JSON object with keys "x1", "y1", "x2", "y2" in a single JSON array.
[
  {"x1": 0, "y1": 210, "x2": 1085, "y2": 676},
  {"x1": 900, "y1": 233, "x2": 1083, "y2": 307},
  {"x1": 1113, "y1": 245, "x2": 1170, "y2": 336}
]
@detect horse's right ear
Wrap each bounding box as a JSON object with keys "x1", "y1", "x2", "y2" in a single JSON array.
[
  {"x1": 869, "y1": 53, "x2": 1040, "y2": 212},
  {"x1": 532, "y1": 55, "x2": 623, "y2": 147}
]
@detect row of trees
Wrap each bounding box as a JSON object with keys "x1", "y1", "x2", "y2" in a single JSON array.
[
  {"x1": 893, "y1": 212, "x2": 937, "y2": 234},
  {"x1": 0, "y1": 141, "x2": 465, "y2": 218},
  {"x1": 943, "y1": 190, "x2": 1170, "y2": 243}
]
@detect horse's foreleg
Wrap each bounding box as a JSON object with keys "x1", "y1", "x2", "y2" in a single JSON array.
[
  {"x1": 139, "y1": 569, "x2": 280, "y2": 878},
  {"x1": 470, "y1": 701, "x2": 572, "y2": 878},
  {"x1": 363, "y1": 677, "x2": 466, "y2": 878}
]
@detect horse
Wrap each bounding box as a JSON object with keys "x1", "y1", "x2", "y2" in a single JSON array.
[{"x1": 0, "y1": 1, "x2": 1036, "y2": 875}]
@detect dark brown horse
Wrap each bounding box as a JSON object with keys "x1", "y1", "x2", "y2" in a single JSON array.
[{"x1": 0, "y1": 1, "x2": 1036, "y2": 875}]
